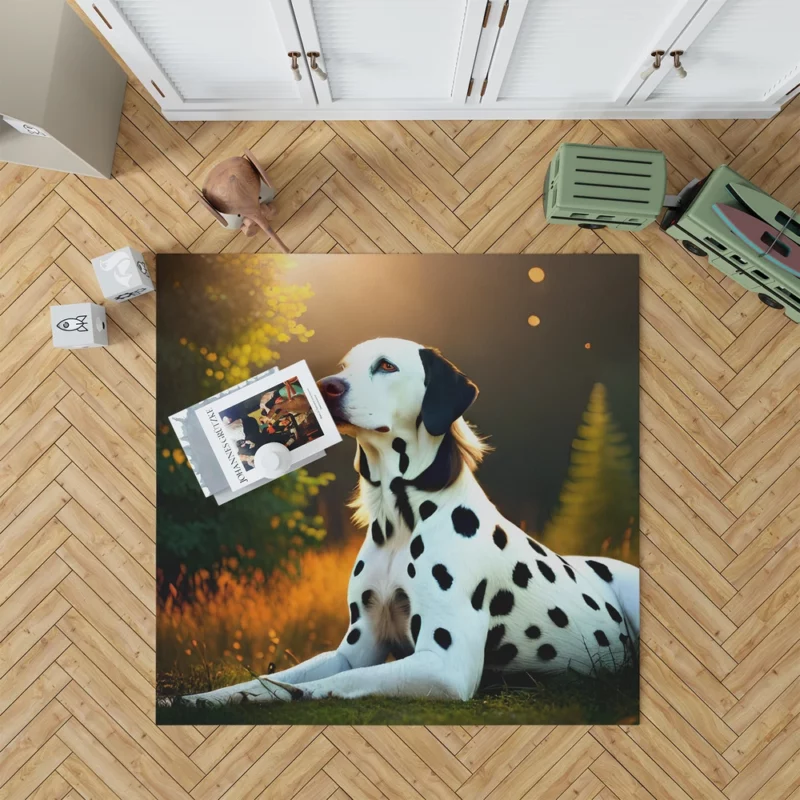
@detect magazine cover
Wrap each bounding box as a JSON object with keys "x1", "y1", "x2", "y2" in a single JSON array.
[{"x1": 195, "y1": 360, "x2": 341, "y2": 492}]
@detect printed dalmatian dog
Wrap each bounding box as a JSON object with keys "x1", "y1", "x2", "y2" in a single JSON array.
[{"x1": 167, "y1": 338, "x2": 639, "y2": 707}]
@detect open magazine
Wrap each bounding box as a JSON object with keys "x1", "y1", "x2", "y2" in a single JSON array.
[{"x1": 169, "y1": 361, "x2": 340, "y2": 504}]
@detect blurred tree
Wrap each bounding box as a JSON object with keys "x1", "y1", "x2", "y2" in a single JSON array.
[
  {"x1": 542, "y1": 383, "x2": 638, "y2": 562},
  {"x1": 156, "y1": 255, "x2": 335, "y2": 597}
]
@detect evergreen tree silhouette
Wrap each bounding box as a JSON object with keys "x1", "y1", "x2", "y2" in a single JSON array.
[{"x1": 544, "y1": 383, "x2": 638, "y2": 561}]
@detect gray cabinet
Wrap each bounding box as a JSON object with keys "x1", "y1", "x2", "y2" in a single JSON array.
[{"x1": 0, "y1": 0, "x2": 127, "y2": 178}]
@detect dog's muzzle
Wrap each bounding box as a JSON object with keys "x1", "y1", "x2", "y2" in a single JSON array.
[{"x1": 318, "y1": 376, "x2": 349, "y2": 423}]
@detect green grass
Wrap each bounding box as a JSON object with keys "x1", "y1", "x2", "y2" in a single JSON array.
[{"x1": 156, "y1": 663, "x2": 639, "y2": 726}]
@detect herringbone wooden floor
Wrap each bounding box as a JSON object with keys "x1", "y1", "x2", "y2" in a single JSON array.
[{"x1": 3, "y1": 56, "x2": 800, "y2": 798}]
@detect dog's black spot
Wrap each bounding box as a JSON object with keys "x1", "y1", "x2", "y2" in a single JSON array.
[
  {"x1": 583, "y1": 594, "x2": 600, "y2": 611},
  {"x1": 349, "y1": 603, "x2": 359, "y2": 624},
  {"x1": 525, "y1": 625, "x2": 541, "y2": 639},
  {"x1": 493, "y1": 526, "x2": 507, "y2": 550},
  {"x1": 538, "y1": 643, "x2": 557, "y2": 661},
  {"x1": 407, "y1": 563, "x2": 416, "y2": 578},
  {"x1": 537, "y1": 560, "x2": 556, "y2": 583},
  {"x1": 489, "y1": 590, "x2": 514, "y2": 616},
  {"x1": 620, "y1": 633, "x2": 630, "y2": 645},
  {"x1": 419, "y1": 501, "x2": 437, "y2": 520},
  {"x1": 358, "y1": 447, "x2": 380, "y2": 487},
  {"x1": 594, "y1": 630, "x2": 610, "y2": 647},
  {"x1": 471, "y1": 579, "x2": 487, "y2": 610},
  {"x1": 587, "y1": 560, "x2": 613, "y2": 582},
  {"x1": 390, "y1": 477, "x2": 415, "y2": 531},
  {"x1": 393, "y1": 438, "x2": 410, "y2": 474},
  {"x1": 371, "y1": 520, "x2": 384, "y2": 546},
  {"x1": 512, "y1": 562, "x2": 532, "y2": 589},
  {"x1": 485, "y1": 624, "x2": 505, "y2": 652},
  {"x1": 433, "y1": 628, "x2": 452, "y2": 650},
  {"x1": 548, "y1": 607, "x2": 569, "y2": 628},
  {"x1": 528, "y1": 539, "x2": 547, "y2": 557},
  {"x1": 353, "y1": 560, "x2": 364, "y2": 577},
  {"x1": 347, "y1": 628, "x2": 361, "y2": 645},
  {"x1": 606, "y1": 603, "x2": 623, "y2": 623},
  {"x1": 362, "y1": 589, "x2": 375, "y2": 607},
  {"x1": 410, "y1": 535, "x2": 424, "y2": 559},
  {"x1": 563, "y1": 564, "x2": 576, "y2": 582},
  {"x1": 408, "y1": 431, "x2": 462, "y2": 493},
  {"x1": 452, "y1": 506, "x2": 479, "y2": 537},
  {"x1": 411, "y1": 614, "x2": 421, "y2": 644},
  {"x1": 491, "y1": 643, "x2": 518, "y2": 666},
  {"x1": 385, "y1": 519, "x2": 394, "y2": 540},
  {"x1": 432, "y1": 564, "x2": 453, "y2": 590}
]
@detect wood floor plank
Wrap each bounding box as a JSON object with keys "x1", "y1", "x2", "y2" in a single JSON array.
[
  {"x1": 454, "y1": 121, "x2": 539, "y2": 192},
  {"x1": 111, "y1": 147, "x2": 203, "y2": 249},
  {"x1": 0, "y1": 169, "x2": 65, "y2": 244},
  {"x1": 58, "y1": 682, "x2": 192, "y2": 800},
  {"x1": 455, "y1": 120, "x2": 575, "y2": 228},
  {"x1": 364, "y1": 120, "x2": 469, "y2": 210},
  {"x1": 3, "y1": 76, "x2": 800, "y2": 800},
  {"x1": 0, "y1": 591, "x2": 70, "y2": 681},
  {"x1": 0, "y1": 163, "x2": 36, "y2": 206},
  {"x1": 329, "y1": 121, "x2": 468, "y2": 246},
  {"x1": 400, "y1": 121, "x2": 469, "y2": 174},
  {"x1": 321, "y1": 172, "x2": 415, "y2": 253},
  {"x1": 122, "y1": 85, "x2": 202, "y2": 175},
  {"x1": 0, "y1": 194, "x2": 69, "y2": 281},
  {"x1": 0, "y1": 698, "x2": 71, "y2": 789},
  {"x1": 57, "y1": 646, "x2": 204, "y2": 791},
  {"x1": 323, "y1": 137, "x2": 452, "y2": 252},
  {"x1": 56, "y1": 571, "x2": 155, "y2": 684}
]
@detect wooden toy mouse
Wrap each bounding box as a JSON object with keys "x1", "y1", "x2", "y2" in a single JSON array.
[{"x1": 196, "y1": 149, "x2": 289, "y2": 253}]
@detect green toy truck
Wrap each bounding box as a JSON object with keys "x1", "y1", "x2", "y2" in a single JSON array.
[
  {"x1": 660, "y1": 165, "x2": 800, "y2": 323},
  {"x1": 544, "y1": 143, "x2": 800, "y2": 323},
  {"x1": 543, "y1": 143, "x2": 667, "y2": 231}
]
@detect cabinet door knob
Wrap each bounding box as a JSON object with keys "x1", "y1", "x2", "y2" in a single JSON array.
[
  {"x1": 670, "y1": 50, "x2": 687, "y2": 79},
  {"x1": 307, "y1": 52, "x2": 328, "y2": 81},
  {"x1": 288, "y1": 51, "x2": 302, "y2": 81},
  {"x1": 640, "y1": 51, "x2": 665, "y2": 81}
]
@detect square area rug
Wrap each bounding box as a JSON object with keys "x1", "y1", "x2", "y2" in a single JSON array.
[{"x1": 156, "y1": 254, "x2": 640, "y2": 726}]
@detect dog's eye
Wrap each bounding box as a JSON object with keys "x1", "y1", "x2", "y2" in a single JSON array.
[{"x1": 377, "y1": 359, "x2": 398, "y2": 373}]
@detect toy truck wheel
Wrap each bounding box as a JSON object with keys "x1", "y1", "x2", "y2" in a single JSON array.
[
  {"x1": 682, "y1": 240, "x2": 707, "y2": 257},
  {"x1": 578, "y1": 223, "x2": 606, "y2": 230},
  {"x1": 758, "y1": 293, "x2": 784, "y2": 310}
]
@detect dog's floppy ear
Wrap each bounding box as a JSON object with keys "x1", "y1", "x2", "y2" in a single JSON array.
[{"x1": 419, "y1": 348, "x2": 478, "y2": 436}]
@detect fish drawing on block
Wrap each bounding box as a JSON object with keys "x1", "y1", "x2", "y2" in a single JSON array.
[{"x1": 56, "y1": 315, "x2": 89, "y2": 332}]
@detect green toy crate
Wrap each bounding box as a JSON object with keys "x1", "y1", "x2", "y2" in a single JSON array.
[
  {"x1": 660, "y1": 164, "x2": 800, "y2": 323},
  {"x1": 544, "y1": 143, "x2": 667, "y2": 231}
]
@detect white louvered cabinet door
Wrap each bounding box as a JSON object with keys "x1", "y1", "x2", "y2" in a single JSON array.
[
  {"x1": 75, "y1": 0, "x2": 316, "y2": 113},
  {"x1": 636, "y1": 0, "x2": 800, "y2": 108},
  {"x1": 289, "y1": 0, "x2": 487, "y2": 109},
  {"x1": 479, "y1": 0, "x2": 708, "y2": 111}
]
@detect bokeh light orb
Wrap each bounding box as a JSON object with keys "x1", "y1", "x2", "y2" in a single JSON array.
[
  {"x1": 528, "y1": 267, "x2": 545, "y2": 283},
  {"x1": 528, "y1": 315, "x2": 541, "y2": 327}
]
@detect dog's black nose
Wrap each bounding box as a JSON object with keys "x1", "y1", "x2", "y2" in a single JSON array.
[{"x1": 319, "y1": 376, "x2": 348, "y2": 398}]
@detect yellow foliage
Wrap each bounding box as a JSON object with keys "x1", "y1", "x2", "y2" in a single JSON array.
[
  {"x1": 176, "y1": 255, "x2": 316, "y2": 387},
  {"x1": 158, "y1": 538, "x2": 362, "y2": 677}
]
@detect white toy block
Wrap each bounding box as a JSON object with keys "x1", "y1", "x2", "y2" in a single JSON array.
[
  {"x1": 91, "y1": 246, "x2": 154, "y2": 302},
  {"x1": 51, "y1": 303, "x2": 107, "y2": 349}
]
